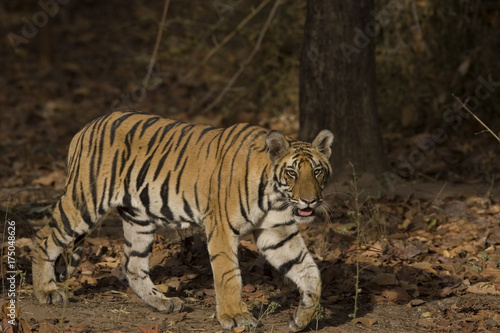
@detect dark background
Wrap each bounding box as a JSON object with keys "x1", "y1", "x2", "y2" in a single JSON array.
[{"x1": 1, "y1": 0, "x2": 499, "y2": 188}]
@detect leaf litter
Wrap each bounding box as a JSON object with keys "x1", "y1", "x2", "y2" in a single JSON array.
[{"x1": 1, "y1": 189, "x2": 499, "y2": 332}]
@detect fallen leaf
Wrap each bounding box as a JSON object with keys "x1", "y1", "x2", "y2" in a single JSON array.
[
  {"x1": 242, "y1": 284, "x2": 256, "y2": 293},
  {"x1": 480, "y1": 267, "x2": 500, "y2": 281},
  {"x1": 1, "y1": 302, "x2": 19, "y2": 321},
  {"x1": 466, "y1": 282, "x2": 500, "y2": 295},
  {"x1": 417, "y1": 318, "x2": 437, "y2": 329},
  {"x1": 86, "y1": 237, "x2": 111, "y2": 247},
  {"x1": 80, "y1": 275, "x2": 98, "y2": 286},
  {"x1": 406, "y1": 299, "x2": 426, "y2": 307},
  {"x1": 38, "y1": 321, "x2": 60, "y2": 333},
  {"x1": 410, "y1": 261, "x2": 433, "y2": 270},
  {"x1": 19, "y1": 319, "x2": 33, "y2": 332},
  {"x1": 33, "y1": 170, "x2": 65, "y2": 187},
  {"x1": 154, "y1": 283, "x2": 170, "y2": 293},
  {"x1": 138, "y1": 324, "x2": 159, "y2": 333},
  {"x1": 0, "y1": 320, "x2": 14, "y2": 333},
  {"x1": 65, "y1": 323, "x2": 91, "y2": 332},
  {"x1": 401, "y1": 244, "x2": 421, "y2": 259},
  {"x1": 381, "y1": 287, "x2": 412, "y2": 303},
  {"x1": 203, "y1": 289, "x2": 215, "y2": 296},
  {"x1": 351, "y1": 317, "x2": 377, "y2": 326},
  {"x1": 370, "y1": 273, "x2": 397, "y2": 286}
]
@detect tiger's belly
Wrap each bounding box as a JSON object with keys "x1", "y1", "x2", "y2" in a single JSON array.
[{"x1": 113, "y1": 183, "x2": 206, "y2": 230}]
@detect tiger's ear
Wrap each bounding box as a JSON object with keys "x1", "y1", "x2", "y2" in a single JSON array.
[
  {"x1": 266, "y1": 130, "x2": 290, "y2": 163},
  {"x1": 312, "y1": 130, "x2": 334, "y2": 158}
]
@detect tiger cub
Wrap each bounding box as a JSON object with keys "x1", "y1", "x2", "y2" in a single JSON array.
[{"x1": 32, "y1": 111, "x2": 334, "y2": 332}]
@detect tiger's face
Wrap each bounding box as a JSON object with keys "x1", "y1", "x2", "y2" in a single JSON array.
[{"x1": 266, "y1": 129, "x2": 334, "y2": 219}]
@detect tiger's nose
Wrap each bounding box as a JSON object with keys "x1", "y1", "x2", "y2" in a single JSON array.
[{"x1": 301, "y1": 197, "x2": 318, "y2": 205}]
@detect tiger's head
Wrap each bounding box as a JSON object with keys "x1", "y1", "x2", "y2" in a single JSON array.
[{"x1": 265, "y1": 129, "x2": 334, "y2": 220}]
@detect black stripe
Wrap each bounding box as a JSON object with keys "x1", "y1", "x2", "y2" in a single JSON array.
[
  {"x1": 88, "y1": 120, "x2": 97, "y2": 156},
  {"x1": 58, "y1": 201, "x2": 76, "y2": 236},
  {"x1": 175, "y1": 157, "x2": 188, "y2": 194},
  {"x1": 96, "y1": 118, "x2": 108, "y2": 175},
  {"x1": 196, "y1": 126, "x2": 217, "y2": 143},
  {"x1": 203, "y1": 129, "x2": 221, "y2": 158},
  {"x1": 79, "y1": 200, "x2": 94, "y2": 228},
  {"x1": 194, "y1": 183, "x2": 200, "y2": 212},
  {"x1": 153, "y1": 154, "x2": 168, "y2": 182},
  {"x1": 160, "y1": 172, "x2": 174, "y2": 220},
  {"x1": 140, "y1": 184, "x2": 150, "y2": 207},
  {"x1": 228, "y1": 220, "x2": 240, "y2": 236},
  {"x1": 257, "y1": 168, "x2": 268, "y2": 211},
  {"x1": 272, "y1": 219, "x2": 296, "y2": 228},
  {"x1": 118, "y1": 207, "x2": 151, "y2": 226},
  {"x1": 51, "y1": 233, "x2": 65, "y2": 247},
  {"x1": 261, "y1": 230, "x2": 300, "y2": 251},
  {"x1": 147, "y1": 127, "x2": 162, "y2": 155},
  {"x1": 123, "y1": 238, "x2": 132, "y2": 248},
  {"x1": 140, "y1": 116, "x2": 160, "y2": 138},
  {"x1": 49, "y1": 214, "x2": 64, "y2": 236},
  {"x1": 120, "y1": 150, "x2": 128, "y2": 175},
  {"x1": 109, "y1": 150, "x2": 119, "y2": 202},
  {"x1": 221, "y1": 267, "x2": 240, "y2": 286},
  {"x1": 278, "y1": 250, "x2": 307, "y2": 274},
  {"x1": 136, "y1": 155, "x2": 153, "y2": 191},
  {"x1": 89, "y1": 145, "x2": 98, "y2": 214},
  {"x1": 238, "y1": 186, "x2": 252, "y2": 224},
  {"x1": 98, "y1": 178, "x2": 107, "y2": 214},
  {"x1": 218, "y1": 124, "x2": 240, "y2": 156},
  {"x1": 183, "y1": 196, "x2": 194, "y2": 220},
  {"x1": 110, "y1": 112, "x2": 137, "y2": 145},
  {"x1": 129, "y1": 242, "x2": 153, "y2": 258},
  {"x1": 159, "y1": 122, "x2": 181, "y2": 146},
  {"x1": 174, "y1": 131, "x2": 194, "y2": 170}
]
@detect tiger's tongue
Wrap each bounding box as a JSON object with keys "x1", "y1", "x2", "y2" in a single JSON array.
[{"x1": 298, "y1": 208, "x2": 313, "y2": 217}]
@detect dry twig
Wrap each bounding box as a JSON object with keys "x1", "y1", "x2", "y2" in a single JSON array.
[
  {"x1": 453, "y1": 95, "x2": 500, "y2": 143},
  {"x1": 182, "y1": 0, "x2": 273, "y2": 85},
  {"x1": 200, "y1": 0, "x2": 282, "y2": 114},
  {"x1": 144, "y1": 0, "x2": 171, "y2": 87}
]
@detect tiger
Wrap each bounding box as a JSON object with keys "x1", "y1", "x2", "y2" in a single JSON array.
[{"x1": 32, "y1": 111, "x2": 334, "y2": 332}]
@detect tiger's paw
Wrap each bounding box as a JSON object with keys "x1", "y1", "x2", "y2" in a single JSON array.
[
  {"x1": 34, "y1": 288, "x2": 66, "y2": 305},
  {"x1": 150, "y1": 296, "x2": 184, "y2": 313},
  {"x1": 288, "y1": 307, "x2": 316, "y2": 332},
  {"x1": 288, "y1": 316, "x2": 308, "y2": 332},
  {"x1": 218, "y1": 312, "x2": 258, "y2": 331}
]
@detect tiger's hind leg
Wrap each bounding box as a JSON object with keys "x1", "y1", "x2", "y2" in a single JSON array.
[
  {"x1": 32, "y1": 196, "x2": 95, "y2": 304},
  {"x1": 121, "y1": 211, "x2": 184, "y2": 313}
]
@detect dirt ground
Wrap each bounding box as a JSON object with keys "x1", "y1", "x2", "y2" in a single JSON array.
[{"x1": 2, "y1": 181, "x2": 500, "y2": 333}]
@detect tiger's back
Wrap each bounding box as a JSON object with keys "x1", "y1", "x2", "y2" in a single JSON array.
[
  {"x1": 33, "y1": 111, "x2": 334, "y2": 332},
  {"x1": 66, "y1": 111, "x2": 269, "y2": 231}
]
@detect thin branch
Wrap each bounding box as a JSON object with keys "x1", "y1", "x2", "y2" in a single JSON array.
[
  {"x1": 453, "y1": 95, "x2": 500, "y2": 143},
  {"x1": 200, "y1": 0, "x2": 282, "y2": 114},
  {"x1": 182, "y1": 0, "x2": 273, "y2": 84},
  {"x1": 410, "y1": 0, "x2": 431, "y2": 57},
  {"x1": 144, "y1": 0, "x2": 171, "y2": 87}
]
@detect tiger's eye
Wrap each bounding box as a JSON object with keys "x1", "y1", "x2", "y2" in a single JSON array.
[
  {"x1": 286, "y1": 169, "x2": 297, "y2": 179},
  {"x1": 314, "y1": 168, "x2": 322, "y2": 177}
]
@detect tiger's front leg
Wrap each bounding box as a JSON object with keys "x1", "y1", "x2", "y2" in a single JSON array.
[
  {"x1": 205, "y1": 223, "x2": 258, "y2": 330},
  {"x1": 254, "y1": 226, "x2": 321, "y2": 332}
]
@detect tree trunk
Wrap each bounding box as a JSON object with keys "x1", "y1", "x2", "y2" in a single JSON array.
[{"x1": 299, "y1": 0, "x2": 387, "y2": 178}]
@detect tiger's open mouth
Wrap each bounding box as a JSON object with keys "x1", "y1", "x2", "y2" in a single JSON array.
[{"x1": 296, "y1": 208, "x2": 314, "y2": 217}]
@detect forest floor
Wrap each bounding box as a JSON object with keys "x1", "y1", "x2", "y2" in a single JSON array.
[{"x1": 1, "y1": 180, "x2": 500, "y2": 333}]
